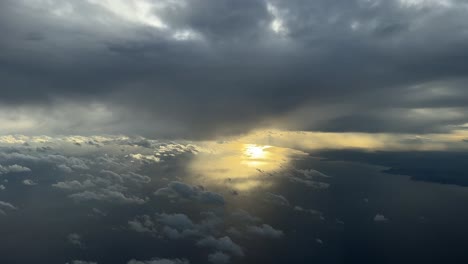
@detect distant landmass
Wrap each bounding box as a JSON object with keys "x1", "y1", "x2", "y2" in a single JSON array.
[{"x1": 318, "y1": 150, "x2": 468, "y2": 187}]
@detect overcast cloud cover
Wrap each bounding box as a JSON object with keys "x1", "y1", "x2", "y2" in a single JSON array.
[{"x1": 1, "y1": 0, "x2": 468, "y2": 138}]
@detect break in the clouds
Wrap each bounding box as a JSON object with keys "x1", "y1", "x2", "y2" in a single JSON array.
[{"x1": 1, "y1": 0, "x2": 468, "y2": 138}]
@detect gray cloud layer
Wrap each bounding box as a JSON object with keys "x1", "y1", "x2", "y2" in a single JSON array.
[{"x1": 1, "y1": 0, "x2": 468, "y2": 138}]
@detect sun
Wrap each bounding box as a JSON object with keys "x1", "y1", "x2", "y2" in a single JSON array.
[{"x1": 244, "y1": 144, "x2": 269, "y2": 159}]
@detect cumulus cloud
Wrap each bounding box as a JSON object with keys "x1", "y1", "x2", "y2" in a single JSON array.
[
  {"x1": 68, "y1": 189, "x2": 146, "y2": 204},
  {"x1": 51, "y1": 158, "x2": 150, "y2": 205},
  {"x1": 197, "y1": 236, "x2": 244, "y2": 257},
  {"x1": 155, "y1": 182, "x2": 225, "y2": 205},
  {"x1": 52, "y1": 180, "x2": 96, "y2": 191},
  {"x1": 294, "y1": 206, "x2": 325, "y2": 220},
  {"x1": 288, "y1": 168, "x2": 331, "y2": 189},
  {"x1": 264, "y1": 192, "x2": 290, "y2": 206},
  {"x1": 0, "y1": 164, "x2": 31, "y2": 174},
  {"x1": 128, "y1": 212, "x2": 219, "y2": 239},
  {"x1": 208, "y1": 251, "x2": 231, "y2": 264},
  {"x1": 130, "y1": 154, "x2": 161, "y2": 163},
  {"x1": 289, "y1": 177, "x2": 330, "y2": 189},
  {"x1": 66, "y1": 261, "x2": 97, "y2": 264},
  {"x1": 246, "y1": 224, "x2": 283, "y2": 238},
  {"x1": 99, "y1": 170, "x2": 151, "y2": 185},
  {"x1": 128, "y1": 215, "x2": 156, "y2": 233},
  {"x1": 230, "y1": 210, "x2": 261, "y2": 223},
  {"x1": 67, "y1": 233, "x2": 83, "y2": 247},
  {"x1": 22, "y1": 179, "x2": 37, "y2": 186},
  {"x1": 57, "y1": 164, "x2": 73, "y2": 173},
  {"x1": 374, "y1": 214, "x2": 390, "y2": 222},
  {"x1": 0, "y1": 201, "x2": 17, "y2": 215},
  {"x1": 156, "y1": 213, "x2": 196, "y2": 233},
  {"x1": 127, "y1": 207, "x2": 284, "y2": 262},
  {"x1": 0, "y1": 151, "x2": 89, "y2": 172},
  {"x1": 127, "y1": 258, "x2": 189, "y2": 264},
  {"x1": 293, "y1": 206, "x2": 321, "y2": 215},
  {"x1": 91, "y1": 207, "x2": 107, "y2": 217},
  {"x1": 296, "y1": 169, "x2": 331, "y2": 179}
]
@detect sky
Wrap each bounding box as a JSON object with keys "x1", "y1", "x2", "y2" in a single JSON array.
[
  {"x1": 1, "y1": 0, "x2": 468, "y2": 138},
  {"x1": 1, "y1": 1, "x2": 468, "y2": 264}
]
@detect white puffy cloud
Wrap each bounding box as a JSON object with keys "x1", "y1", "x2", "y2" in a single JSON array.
[
  {"x1": 156, "y1": 213, "x2": 195, "y2": 230},
  {"x1": 230, "y1": 210, "x2": 261, "y2": 223},
  {"x1": 0, "y1": 201, "x2": 17, "y2": 215},
  {"x1": 288, "y1": 169, "x2": 330, "y2": 189},
  {"x1": 374, "y1": 214, "x2": 389, "y2": 222},
  {"x1": 208, "y1": 251, "x2": 230, "y2": 264},
  {"x1": 196, "y1": 236, "x2": 244, "y2": 257},
  {"x1": 67, "y1": 233, "x2": 83, "y2": 247},
  {"x1": 52, "y1": 180, "x2": 96, "y2": 191},
  {"x1": 289, "y1": 177, "x2": 330, "y2": 189},
  {"x1": 264, "y1": 193, "x2": 290, "y2": 206},
  {"x1": 398, "y1": 0, "x2": 454, "y2": 8},
  {"x1": 22, "y1": 179, "x2": 38, "y2": 186},
  {"x1": 68, "y1": 189, "x2": 146, "y2": 204},
  {"x1": 99, "y1": 170, "x2": 151, "y2": 185},
  {"x1": 130, "y1": 153, "x2": 161, "y2": 163},
  {"x1": 155, "y1": 181, "x2": 224, "y2": 205},
  {"x1": 0, "y1": 164, "x2": 31, "y2": 174},
  {"x1": 294, "y1": 206, "x2": 325, "y2": 220},
  {"x1": 128, "y1": 212, "x2": 210, "y2": 239},
  {"x1": 127, "y1": 258, "x2": 189, "y2": 264},
  {"x1": 0, "y1": 151, "x2": 90, "y2": 173},
  {"x1": 128, "y1": 215, "x2": 156, "y2": 233},
  {"x1": 53, "y1": 170, "x2": 149, "y2": 204},
  {"x1": 91, "y1": 207, "x2": 107, "y2": 217},
  {"x1": 57, "y1": 164, "x2": 73, "y2": 173},
  {"x1": 246, "y1": 224, "x2": 283, "y2": 238},
  {"x1": 296, "y1": 169, "x2": 331, "y2": 179},
  {"x1": 66, "y1": 261, "x2": 98, "y2": 264}
]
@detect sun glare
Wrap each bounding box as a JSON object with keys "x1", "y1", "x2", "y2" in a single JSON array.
[
  {"x1": 187, "y1": 140, "x2": 306, "y2": 191},
  {"x1": 244, "y1": 144, "x2": 269, "y2": 159}
]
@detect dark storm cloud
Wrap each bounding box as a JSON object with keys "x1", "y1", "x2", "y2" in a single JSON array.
[{"x1": 1, "y1": 0, "x2": 468, "y2": 138}]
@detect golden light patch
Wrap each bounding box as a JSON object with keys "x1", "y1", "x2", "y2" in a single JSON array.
[
  {"x1": 244, "y1": 144, "x2": 269, "y2": 159},
  {"x1": 186, "y1": 128, "x2": 468, "y2": 192},
  {"x1": 187, "y1": 141, "x2": 305, "y2": 191}
]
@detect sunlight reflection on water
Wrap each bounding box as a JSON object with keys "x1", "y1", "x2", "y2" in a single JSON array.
[{"x1": 188, "y1": 141, "x2": 307, "y2": 191}]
